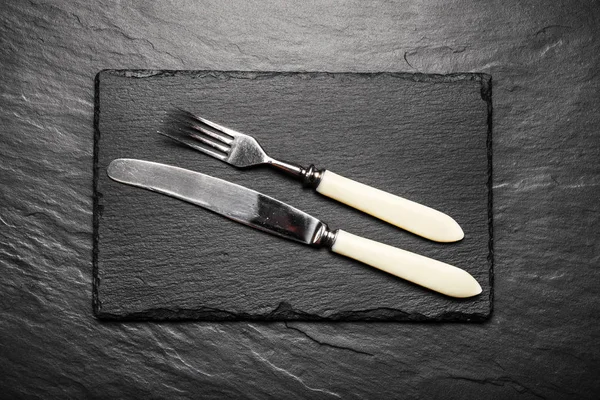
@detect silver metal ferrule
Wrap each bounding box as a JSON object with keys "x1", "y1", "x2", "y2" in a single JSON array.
[
  {"x1": 311, "y1": 224, "x2": 338, "y2": 249},
  {"x1": 300, "y1": 164, "x2": 325, "y2": 189},
  {"x1": 267, "y1": 159, "x2": 324, "y2": 189}
]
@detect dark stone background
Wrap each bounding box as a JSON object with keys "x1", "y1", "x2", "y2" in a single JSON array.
[
  {"x1": 95, "y1": 71, "x2": 491, "y2": 321},
  {"x1": 1, "y1": 1, "x2": 598, "y2": 398}
]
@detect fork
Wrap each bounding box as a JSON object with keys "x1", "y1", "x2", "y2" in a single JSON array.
[{"x1": 159, "y1": 109, "x2": 464, "y2": 242}]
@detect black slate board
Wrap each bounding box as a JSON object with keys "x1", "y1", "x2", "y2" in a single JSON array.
[{"x1": 94, "y1": 70, "x2": 492, "y2": 321}]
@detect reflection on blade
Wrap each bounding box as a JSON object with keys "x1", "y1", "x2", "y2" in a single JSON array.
[{"x1": 107, "y1": 159, "x2": 325, "y2": 245}]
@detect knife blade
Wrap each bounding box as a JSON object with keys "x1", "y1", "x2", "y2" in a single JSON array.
[{"x1": 107, "y1": 159, "x2": 482, "y2": 298}]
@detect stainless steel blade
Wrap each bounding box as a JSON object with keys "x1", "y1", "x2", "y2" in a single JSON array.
[{"x1": 107, "y1": 159, "x2": 334, "y2": 246}]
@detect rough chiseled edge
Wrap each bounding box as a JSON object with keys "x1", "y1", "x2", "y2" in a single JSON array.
[
  {"x1": 95, "y1": 302, "x2": 491, "y2": 322},
  {"x1": 96, "y1": 68, "x2": 492, "y2": 84},
  {"x1": 92, "y1": 72, "x2": 101, "y2": 317},
  {"x1": 481, "y1": 74, "x2": 495, "y2": 320},
  {"x1": 92, "y1": 69, "x2": 493, "y2": 322}
]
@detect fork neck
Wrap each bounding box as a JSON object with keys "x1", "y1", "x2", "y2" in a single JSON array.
[{"x1": 266, "y1": 158, "x2": 324, "y2": 189}]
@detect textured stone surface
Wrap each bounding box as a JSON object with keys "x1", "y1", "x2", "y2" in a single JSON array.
[
  {"x1": 1, "y1": 0, "x2": 599, "y2": 398},
  {"x1": 94, "y1": 70, "x2": 492, "y2": 321}
]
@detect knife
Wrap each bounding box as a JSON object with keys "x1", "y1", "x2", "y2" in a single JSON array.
[{"x1": 107, "y1": 159, "x2": 482, "y2": 298}]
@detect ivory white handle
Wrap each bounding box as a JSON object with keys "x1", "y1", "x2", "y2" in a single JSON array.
[
  {"x1": 331, "y1": 230, "x2": 482, "y2": 298},
  {"x1": 316, "y1": 171, "x2": 464, "y2": 242}
]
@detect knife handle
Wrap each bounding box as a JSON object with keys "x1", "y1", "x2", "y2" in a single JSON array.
[
  {"x1": 331, "y1": 230, "x2": 481, "y2": 298},
  {"x1": 315, "y1": 170, "x2": 464, "y2": 243}
]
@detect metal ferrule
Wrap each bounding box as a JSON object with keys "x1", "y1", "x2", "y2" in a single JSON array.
[
  {"x1": 311, "y1": 224, "x2": 338, "y2": 249},
  {"x1": 300, "y1": 164, "x2": 325, "y2": 188},
  {"x1": 267, "y1": 159, "x2": 325, "y2": 189}
]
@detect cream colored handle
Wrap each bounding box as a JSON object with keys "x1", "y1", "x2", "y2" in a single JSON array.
[
  {"x1": 331, "y1": 230, "x2": 481, "y2": 298},
  {"x1": 316, "y1": 171, "x2": 464, "y2": 242}
]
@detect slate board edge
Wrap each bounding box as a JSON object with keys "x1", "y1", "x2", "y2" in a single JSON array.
[
  {"x1": 92, "y1": 71, "x2": 101, "y2": 319},
  {"x1": 483, "y1": 75, "x2": 495, "y2": 321},
  {"x1": 95, "y1": 68, "x2": 493, "y2": 85},
  {"x1": 92, "y1": 70, "x2": 493, "y2": 322}
]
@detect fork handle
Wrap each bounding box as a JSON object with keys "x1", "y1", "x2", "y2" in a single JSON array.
[
  {"x1": 331, "y1": 230, "x2": 481, "y2": 298},
  {"x1": 315, "y1": 170, "x2": 464, "y2": 242}
]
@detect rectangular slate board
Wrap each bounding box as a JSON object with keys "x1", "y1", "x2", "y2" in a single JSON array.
[{"x1": 93, "y1": 70, "x2": 492, "y2": 321}]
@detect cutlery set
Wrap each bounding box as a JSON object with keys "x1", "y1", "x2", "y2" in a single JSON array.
[{"x1": 107, "y1": 109, "x2": 482, "y2": 298}]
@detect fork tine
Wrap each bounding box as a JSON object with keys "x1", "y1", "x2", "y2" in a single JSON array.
[
  {"x1": 172, "y1": 108, "x2": 236, "y2": 143},
  {"x1": 185, "y1": 143, "x2": 228, "y2": 161},
  {"x1": 195, "y1": 116, "x2": 242, "y2": 139},
  {"x1": 158, "y1": 130, "x2": 228, "y2": 161},
  {"x1": 193, "y1": 124, "x2": 234, "y2": 145},
  {"x1": 189, "y1": 132, "x2": 231, "y2": 153}
]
